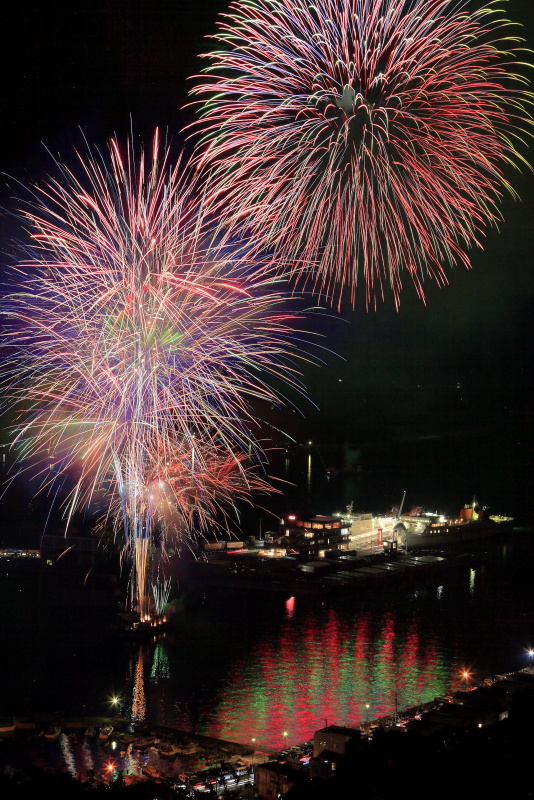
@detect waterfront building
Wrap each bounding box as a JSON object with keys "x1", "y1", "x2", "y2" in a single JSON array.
[
  {"x1": 310, "y1": 725, "x2": 362, "y2": 781},
  {"x1": 255, "y1": 761, "x2": 303, "y2": 800},
  {"x1": 312, "y1": 724, "x2": 361, "y2": 758},
  {"x1": 277, "y1": 513, "x2": 350, "y2": 558}
]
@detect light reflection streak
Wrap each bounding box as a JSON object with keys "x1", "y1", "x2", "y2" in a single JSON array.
[
  {"x1": 132, "y1": 646, "x2": 147, "y2": 723},
  {"x1": 151, "y1": 642, "x2": 171, "y2": 683},
  {"x1": 81, "y1": 738, "x2": 94, "y2": 778},
  {"x1": 59, "y1": 733, "x2": 78, "y2": 779},
  {"x1": 200, "y1": 604, "x2": 453, "y2": 747},
  {"x1": 469, "y1": 569, "x2": 476, "y2": 597},
  {"x1": 285, "y1": 596, "x2": 295, "y2": 620}
]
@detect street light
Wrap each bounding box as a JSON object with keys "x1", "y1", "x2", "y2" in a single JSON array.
[
  {"x1": 365, "y1": 704, "x2": 370, "y2": 725},
  {"x1": 461, "y1": 669, "x2": 472, "y2": 689},
  {"x1": 251, "y1": 738, "x2": 256, "y2": 776}
]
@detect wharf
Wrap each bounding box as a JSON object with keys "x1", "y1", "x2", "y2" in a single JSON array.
[{"x1": 186, "y1": 548, "x2": 453, "y2": 596}]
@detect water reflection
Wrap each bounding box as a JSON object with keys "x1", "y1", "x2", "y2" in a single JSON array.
[
  {"x1": 132, "y1": 646, "x2": 147, "y2": 723},
  {"x1": 81, "y1": 738, "x2": 94, "y2": 777},
  {"x1": 59, "y1": 733, "x2": 77, "y2": 778},
  {"x1": 132, "y1": 597, "x2": 455, "y2": 750},
  {"x1": 469, "y1": 568, "x2": 476, "y2": 597},
  {"x1": 151, "y1": 641, "x2": 170, "y2": 682}
]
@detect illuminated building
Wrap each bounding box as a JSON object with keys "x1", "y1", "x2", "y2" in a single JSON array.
[{"x1": 278, "y1": 513, "x2": 350, "y2": 558}]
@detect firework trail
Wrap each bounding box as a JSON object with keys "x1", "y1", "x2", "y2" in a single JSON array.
[
  {"x1": 191, "y1": 0, "x2": 532, "y2": 308},
  {"x1": 119, "y1": 440, "x2": 280, "y2": 613},
  {"x1": 0, "y1": 132, "x2": 311, "y2": 615}
]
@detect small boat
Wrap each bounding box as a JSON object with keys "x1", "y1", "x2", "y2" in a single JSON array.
[
  {"x1": 133, "y1": 735, "x2": 155, "y2": 749},
  {"x1": 85, "y1": 727, "x2": 96, "y2": 737},
  {"x1": 158, "y1": 740, "x2": 181, "y2": 758},
  {"x1": 99, "y1": 724, "x2": 114, "y2": 740},
  {"x1": 180, "y1": 741, "x2": 198, "y2": 755},
  {"x1": 44, "y1": 725, "x2": 61, "y2": 740},
  {"x1": 0, "y1": 720, "x2": 16, "y2": 735},
  {"x1": 142, "y1": 763, "x2": 162, "y2": 780},
  {"x1": 118, "y1": 732, "x2": 137, "y2": 745}
]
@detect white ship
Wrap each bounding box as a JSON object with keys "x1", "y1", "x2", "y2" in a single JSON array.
[{"x1": 393, "y1": 499, "x2": 513, "y2": 549}]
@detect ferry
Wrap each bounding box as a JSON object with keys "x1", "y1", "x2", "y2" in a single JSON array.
[{"x1": 394, "y1": 500, "x2": 513, "y2": 549}]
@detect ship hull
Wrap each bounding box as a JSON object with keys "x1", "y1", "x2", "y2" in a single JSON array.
[{"x1": 401, "y1": 520, "x2": 513, "y2": 549}]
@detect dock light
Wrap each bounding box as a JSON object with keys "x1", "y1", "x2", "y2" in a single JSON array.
[
  {"x1": 527, "y1": 649, "x2": 534, "y2": 657},
  {"x1": 461, "y1": 670, "x2": 472, "y2": 686},
  {"x1": 110, "y1": 695, "x2": 119, "y2": 706}
]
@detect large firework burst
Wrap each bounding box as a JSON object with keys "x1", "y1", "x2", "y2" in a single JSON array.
[
  {"x1": 0, "y1": 132, "x2": 309, "y2": 615},
  {"x1": 191, "y1": 0, "x2": 532, "y2": 308}
]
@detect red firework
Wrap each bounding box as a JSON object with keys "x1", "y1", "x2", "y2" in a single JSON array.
[{"x1": 190, "y1": 0, "x2": 532, "y2": 308}]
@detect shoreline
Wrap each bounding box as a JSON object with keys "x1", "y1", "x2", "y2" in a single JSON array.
[{"x1": 3, "y1": 664, "x2": 533, "y2": 744}]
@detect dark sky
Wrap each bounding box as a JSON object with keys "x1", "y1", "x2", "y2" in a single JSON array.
[{"x1": 1, "y1": 0, "x2": 532, "y2": 516}]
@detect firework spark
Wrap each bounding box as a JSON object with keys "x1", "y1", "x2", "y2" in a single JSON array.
[
  {"x1": 1, "y1": 132, "x2": 311, "y2": 615},
  {"x1": 191, "y1": 0, "x2": 532, "y2": 308}
]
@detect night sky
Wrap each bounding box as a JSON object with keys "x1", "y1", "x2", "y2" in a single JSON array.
[{"x1": 0, "y1": 1, "x2": 532, "y2": 523}]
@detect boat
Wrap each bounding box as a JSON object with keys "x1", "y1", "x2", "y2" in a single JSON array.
[
  {"x1": 98, "y1": 724, "x2": 113, "y2": 740},
  {"x1": 44, "y1": 725, "x2": 61, "y2": 740},
  {"x1": 133, "y1": 735, "x2": 155, "y2": 749},
  {"x1": 85, "y1": 727, "x2": 96, "y2": 737},
  {"x1": 118, "y1": 731, "x2": 138, "y2": 745},
  {"x1": 180, "y1": 741, "x2": 199, "y2": 755},
  {"x1": 142, "y1": 763, "x2": 162, "y2": 780},
  {"x1": 0, "y1": 719, "x2": 16, "y2": 735},
  {"x1": 158, "y1": 740, "x2": 181, "y2": 758},
  {"x1": 395, "y1": 499, "x2": 513, "y2": 549}
]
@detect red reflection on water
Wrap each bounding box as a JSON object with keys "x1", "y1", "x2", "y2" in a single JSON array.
[
  {"x1": 202, "y1": 604, "x2": 452, "y2": 748},
  {"x1": 285, "y1": 596, "x2": 295, "y2": 619}
]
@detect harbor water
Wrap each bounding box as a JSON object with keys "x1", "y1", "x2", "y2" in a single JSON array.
[{"x1": 1, "y1": 529, "x2": 533, "y2": 758}]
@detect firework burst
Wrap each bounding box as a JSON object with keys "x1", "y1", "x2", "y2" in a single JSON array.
[
  {"x1": 0, "y1": 132, "x2": 311, "y2": 615},
  {"x1": 191, "y1": 0, "x2": 532, "y2": 308}
]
